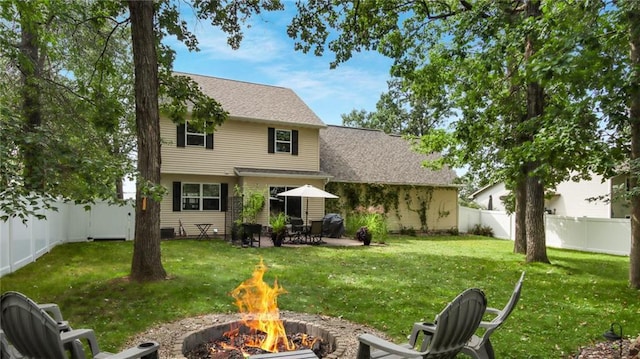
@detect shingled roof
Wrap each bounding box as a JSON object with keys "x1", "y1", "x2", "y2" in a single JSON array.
[
  {"x1": 320, "y1": 125, "x2": 457, "y2": 186},
  {"x1": 174, "y1": 72, "x2": 325, "y2": 128}
]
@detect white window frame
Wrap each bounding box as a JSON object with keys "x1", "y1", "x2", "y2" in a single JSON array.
[
  {"x1": 275, "y1": 129, "x2": 292, "y2": 153},
  {"x1": 186, "y1": 121, "x2": 206, "y2": 147},
  {"x1": 182, "y1": 183, "x2": 220, "y2": 211}
]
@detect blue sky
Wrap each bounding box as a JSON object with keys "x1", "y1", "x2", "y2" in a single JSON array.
[{"x1": 167, "y1": 3, "x2": 394, "y2": 126}]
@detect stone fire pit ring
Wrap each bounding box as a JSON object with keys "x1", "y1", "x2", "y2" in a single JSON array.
[{"x1": 176, "y1": 319, "x2": 347, "y2": 359}]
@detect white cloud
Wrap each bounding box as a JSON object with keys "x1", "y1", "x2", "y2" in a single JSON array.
[
  {"x1": 169, "y1": 7, "x2": 394, "y2": 124},
  {"x1": 194, "y1": 27, "x2": 286, "y2": 63}
]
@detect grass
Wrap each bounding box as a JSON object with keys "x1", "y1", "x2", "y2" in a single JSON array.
[{"x1": 1, "y1": 235, "x2": 638, "y2": 358}]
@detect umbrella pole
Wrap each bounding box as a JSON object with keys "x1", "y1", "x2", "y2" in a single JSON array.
[{"x1": 305, "y1": 197, "x2": 309, "y2": 226}]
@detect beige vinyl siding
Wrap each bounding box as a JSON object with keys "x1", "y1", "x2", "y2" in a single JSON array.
[
  {"x1": 161, "y1": 117, "x2": 320, "y2": 175},
  {"x1": 160, "y1": 174, "x2": 237, "y2": 237},
  {"x1": 386, "y1": 187, "x2": 458, "y2": 232}
]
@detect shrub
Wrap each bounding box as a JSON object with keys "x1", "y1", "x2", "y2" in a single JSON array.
[
  {"x1": 470, "y1": 224, "x2": 494, "y2": 237},
  {"x1": 446, "y1": 227, "x2": 460, "y2": 236},
  {"x1": 345, "y1": 206, "x2": 388, "y2": 240},
  {"x1": 400, "y1": 226, "x2": 417, "y2": 236}
]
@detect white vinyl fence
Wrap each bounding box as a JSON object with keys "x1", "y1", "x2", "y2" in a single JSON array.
[
  {"x1": 1, "y1": 203, "x2": 630, "y2": 277},
  {"x1": 0, "y1": 200, "x2": 134, "y2": 277},
  {"x1": 459, "y1": 206, "x2": 631, "y2": 256}
]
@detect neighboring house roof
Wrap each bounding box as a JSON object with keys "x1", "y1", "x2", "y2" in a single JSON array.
[
  {"x1": 470, "y1": 183, "x2": 503, "y2": 199},
  {"x1": 174, "y1": 72, "x2": 325, "y2": 128},
  {"x1": 319, "y1": 125, "x2": 457, "y2": 186}
]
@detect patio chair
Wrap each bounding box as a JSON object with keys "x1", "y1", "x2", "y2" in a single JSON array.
[
  {"x1": 1, "y1": 300, "x2": 82, "y2": 359},
  {"x1": 356, "y1": 287, "x2": 487, "y2": 359},
  {"x1": 461, "y1": 272, "x2": 526, "y2": 359},
  {"x1": 287, "y1": 217, "x2": 305, "y2": 243},
  {"x1": 0, "y1": 291, "x2": 159, "y2": 359},
  {"x1": 307, "y1": 220, "x2": 323, "y2": 244}
]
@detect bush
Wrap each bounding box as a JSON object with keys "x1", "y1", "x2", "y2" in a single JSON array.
[
  {"x1": 400, "y1": 226, "x2": 417, "y2": 236},
  {"x1": 345, "y1": 206, "x2": 388, "y2": 240},
  {"x1": 470, "y1": 224, "x2": 494, "y2": 237},
  {"x1": 446, "y1": 227, "x2": 459, "y2": 236}
]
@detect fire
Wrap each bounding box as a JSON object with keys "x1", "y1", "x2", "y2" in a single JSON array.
[{"x1": 229, "y1": 259, "x2": 295, "y2": 353}]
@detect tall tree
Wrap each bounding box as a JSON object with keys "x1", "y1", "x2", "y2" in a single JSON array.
[
  {"x1": 522, "y1": 0, "x2": 548, "y2": 263},
  {"x1": 342, "y1": 77, "x2": 449, "y2": 135},
  {"x1": 0, "y1": 0, "x2": 136, "y2": 221},
  {"x1": 127, "y1": 0, "x2": 166, "y2": 281},
  {"x1": 288, "y1": 1, "x2": 610, "y2": 263},
  {"x1": 627, "y1": 1, "x2": 640, "y2": 288}
]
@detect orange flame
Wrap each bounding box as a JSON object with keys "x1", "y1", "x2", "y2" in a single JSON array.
[{"x1": 230, "y1": 259, "x2": 294, "y2": 353}]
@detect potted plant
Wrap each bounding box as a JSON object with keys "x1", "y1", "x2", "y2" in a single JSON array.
[
  {"x1": 356, "y1": 226, "x2": 372, "y2": 245},
  {"x1": 234, "y1": 185, "x2": 266, "y2": 244},
  {"x1": 269, "y1": 212, "x2": 288, "y2": 247}
]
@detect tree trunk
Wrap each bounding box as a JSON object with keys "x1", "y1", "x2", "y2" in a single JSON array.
[
  {"x1": 514, "y1": 177, "x2": 527, "y2": 254},
  {"x1": 525, "y1": 168, "x2": 549, "y2": 263},
  {"x1": 18, "y1": 7, "x2": 44, "y2": 191},
  {"x1": 628, "y1": 6, "x2": 640, "y2": 288},
  {"x1": 523, "y1": 0, "x2": 549, "y2": 263},
  {"x1": 128, "y1": 0, "x2": 166, "y2": 282}
]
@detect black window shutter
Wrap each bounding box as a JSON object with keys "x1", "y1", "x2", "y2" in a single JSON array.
[
  {"x1": 206, "y1": 133, "x2": 214, "y2": 149},
  {"x1": 177, "y1": 124, "x2": 185, "y2": 147},
  {"x1": 220, "y1": 183, "x2": 228, "y2": 211},
  {"x1": 292, "y1": 130, "x2": 298, "y2": 156},
  {"x1": 172, "y1": 182, "x2": 181, "y2": 211},
  {"x1": 268, "y1": 127, "x2": 275, "y2": 153}
]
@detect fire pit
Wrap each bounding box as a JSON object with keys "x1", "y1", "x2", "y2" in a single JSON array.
[
  {"x1": 180, "y1": 319, "x2": 346, "y2": 358},
  {"x1": 174, "y1": 260, "x2": 346, "y2": 358}
]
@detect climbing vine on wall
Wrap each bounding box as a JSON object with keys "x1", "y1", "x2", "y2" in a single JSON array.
[
  {"x1": 325, "y1": 182, "x2": 401, "y2": 219},
  {"x1": 404, "y1": 186, "x2": 434, "y2": 232},
  {"x1": 325, "y1": 183, "x2": 456, "y2": 232}
]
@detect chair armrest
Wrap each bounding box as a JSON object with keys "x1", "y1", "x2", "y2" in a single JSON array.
[
  {"x1": 61, "y1": 328, "x2": 102, "y2": 356},
  {"x1": 412, "y1": 322, "x2": 436, "y2": 334},
  {"x1": 39, "y1": 303, "x2": 64, "y2": 322},
  {"x1": 357, "y1": 333, "x2": 426, "y2": 359},
  {"x1": 484, "y1": 307, "x2": 501, "y2": 316},
  {"x1": 106, "y1": 341, "x2": 160, "y2": 359},
  {"x1": 478, "y1": 320, "x2": 500, "y2": 330},
  {"x1": 407, "y1": 322, "x2": 436, "y2": 348}
]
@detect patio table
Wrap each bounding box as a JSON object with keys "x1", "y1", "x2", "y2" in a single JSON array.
[{"x1": 194, "y1": 223, "x2": 212, "y2": 240}]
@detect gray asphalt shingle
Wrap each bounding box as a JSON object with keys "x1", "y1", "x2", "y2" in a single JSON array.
[
  {"x1": 174, "y1": 72, "x2": 325, "y2": 128},
  {"x1": 320, "y1": 125, "x2": 457, "y2": 186}
]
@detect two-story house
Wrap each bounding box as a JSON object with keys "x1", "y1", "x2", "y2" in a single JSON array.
[{"x1": 160, "y1": 72, "x2": 458, "y2": 237}]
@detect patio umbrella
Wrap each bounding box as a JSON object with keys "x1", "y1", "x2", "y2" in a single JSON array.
[{"x1": 277, "y1": 184, "x2": 339, "y2": 225}]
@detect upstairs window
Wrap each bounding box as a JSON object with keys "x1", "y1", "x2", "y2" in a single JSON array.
[
  {"x1": 177, "y1": 122, "x2": 214, "y2": 149},
  {"x1": 186, "y1": 122, "x2": 206, "y2": 147},
  {"x1": 275, "y1": 129, "x2": 291, "y2": 153},
  {"x1": 267, "y1": 127, "x2": 298, "y2": 155},
  {"x1": 181, "y1": 183, "x2": 220, "y2": 211}
]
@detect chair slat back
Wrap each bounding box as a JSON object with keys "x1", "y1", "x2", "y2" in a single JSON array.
[
  {"x1": 1, "y1": 292, "x2": 67, "y2": 359},
  {"x1": 426, "y1": 288, "x2": 487, "y2": 358},
  {"x1": 309, "y1": 221, "x2": 323, "y2": 235}
]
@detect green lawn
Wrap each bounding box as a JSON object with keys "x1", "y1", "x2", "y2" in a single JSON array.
[{"x1": 1, "y1": 235, "x2": 637, "y2": 358}]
